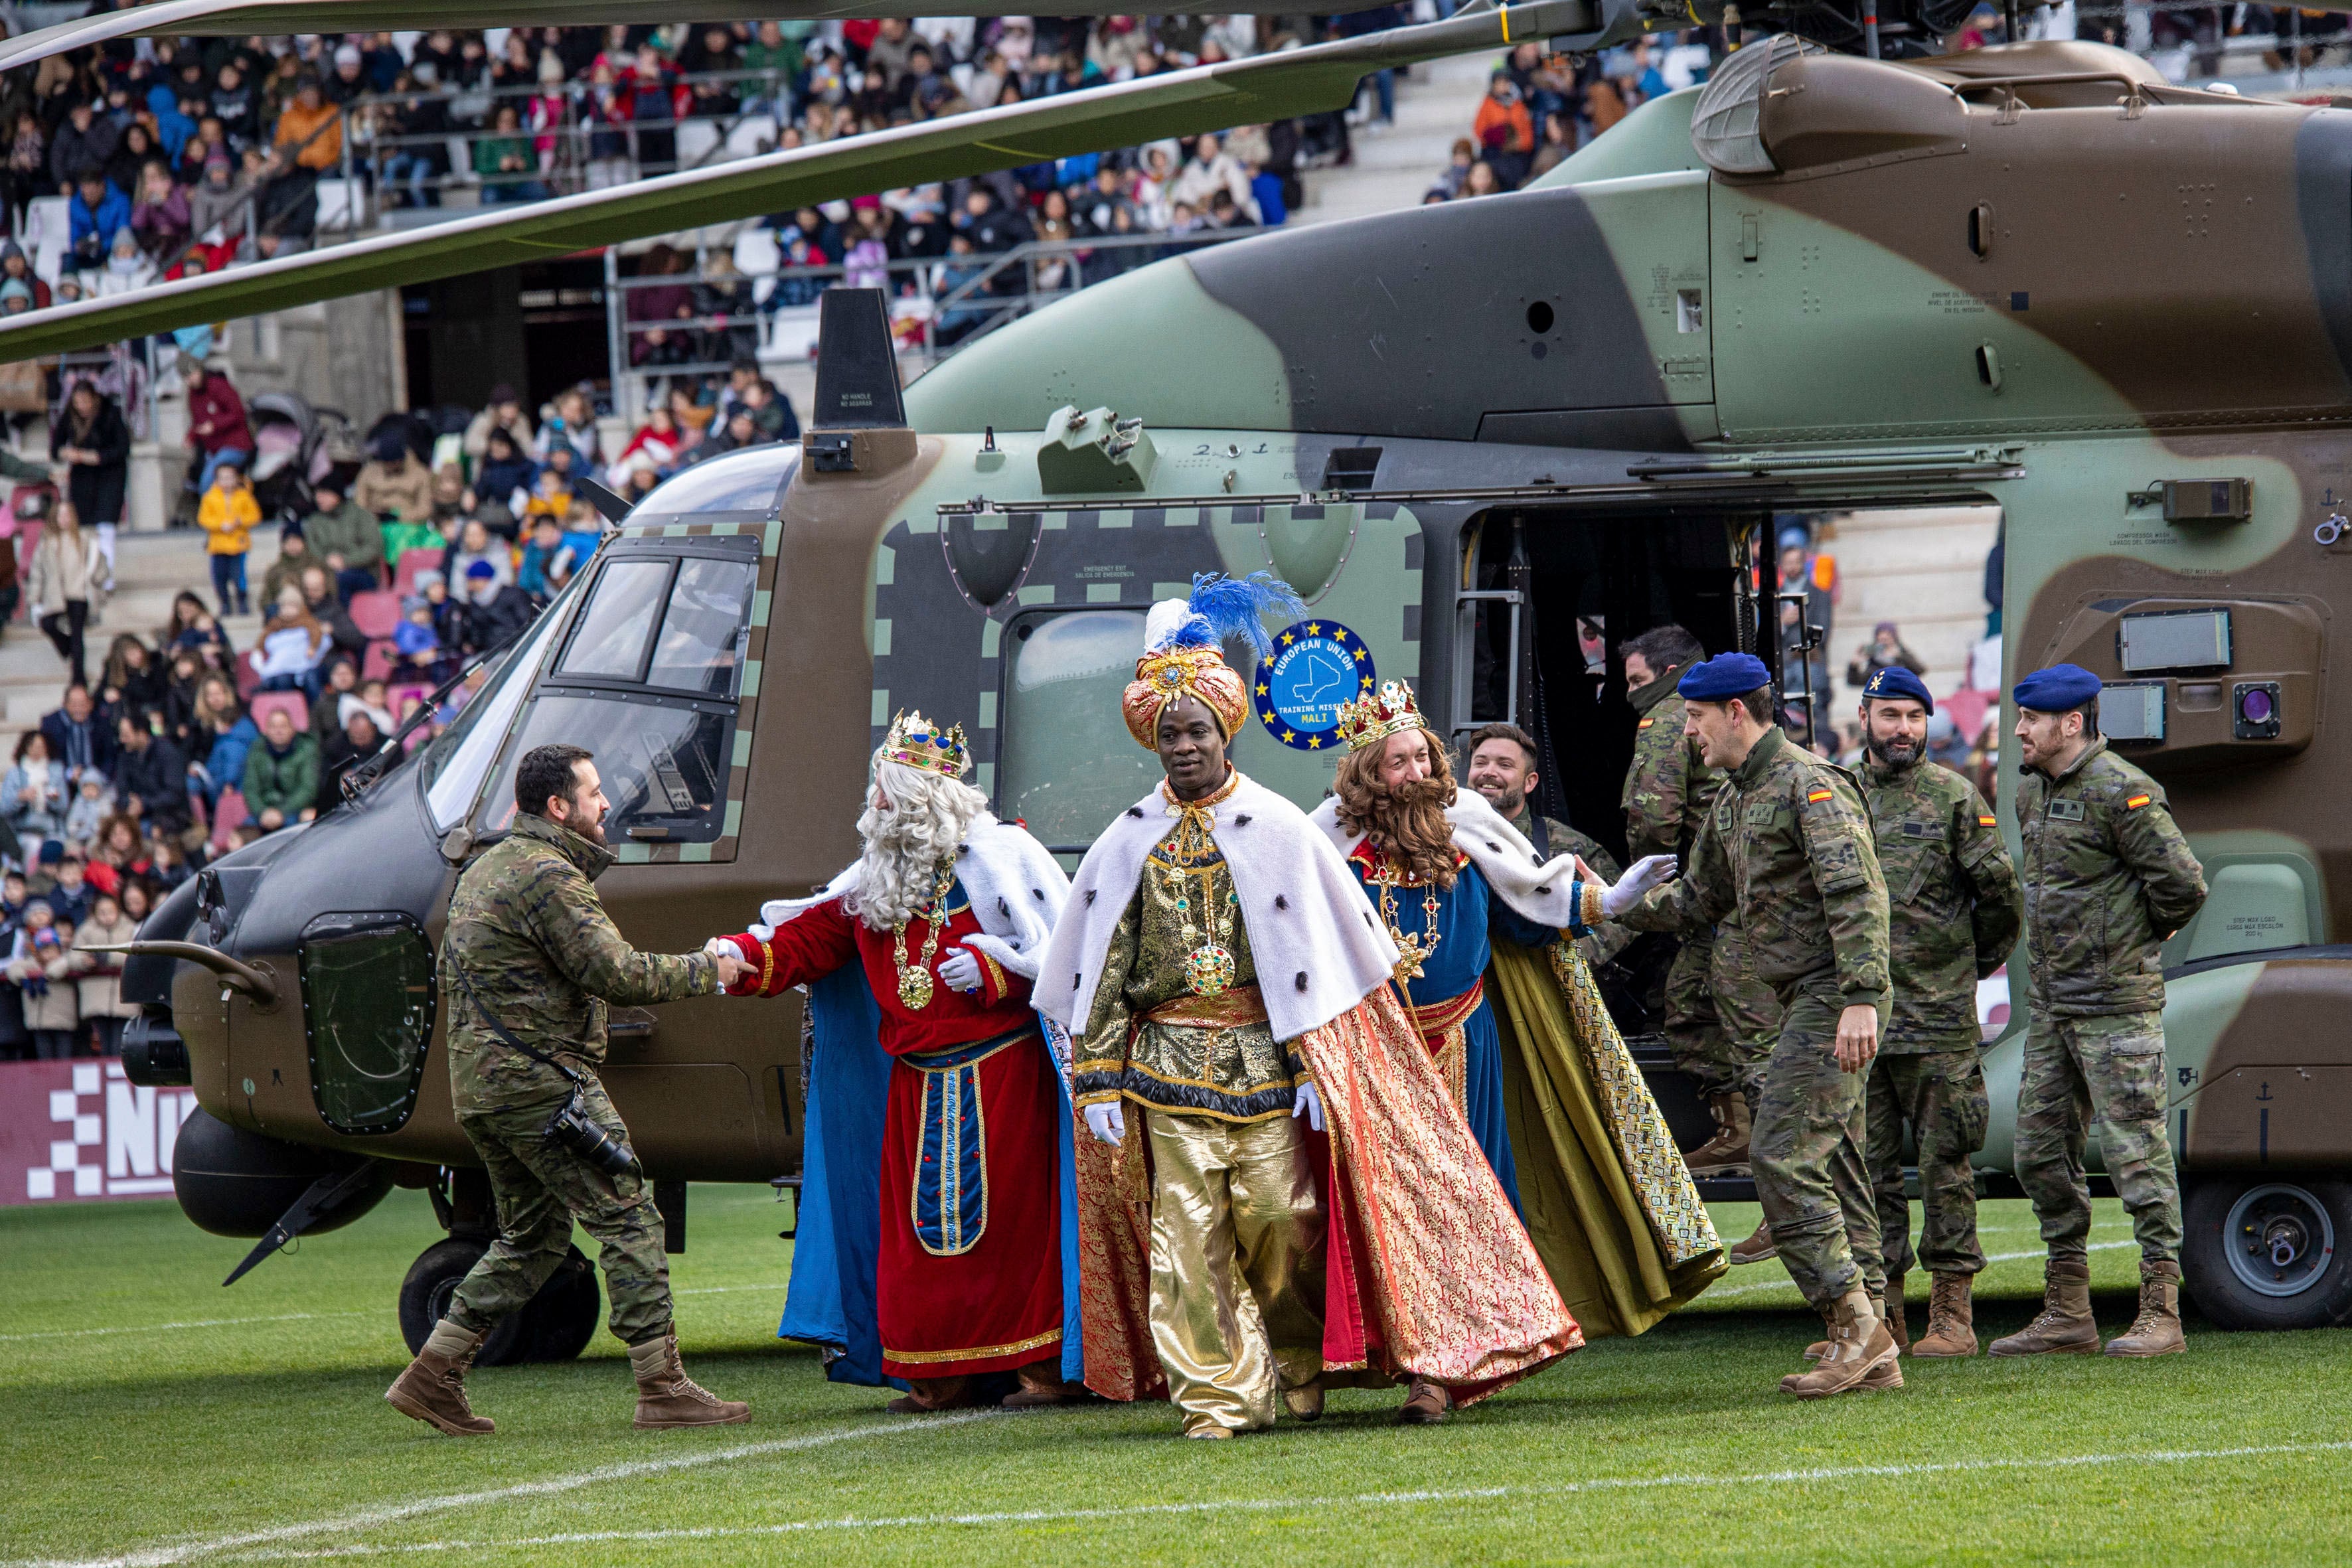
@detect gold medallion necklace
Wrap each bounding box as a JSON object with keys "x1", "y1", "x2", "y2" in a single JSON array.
[
  {"x1": 891, "y1": 860, "x2": 958, "y2": 1011},
  {"x1": 1370, "y1": 850, "x2": 1445, "y2": 984},
  {"x1": 1158, "y1": 771, "x2": 1242, "y2": 995}
]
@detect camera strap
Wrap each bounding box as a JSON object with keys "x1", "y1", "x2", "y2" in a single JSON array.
[{"x1": 445, "y1": 946, "x2": 587, "y2": 1091}]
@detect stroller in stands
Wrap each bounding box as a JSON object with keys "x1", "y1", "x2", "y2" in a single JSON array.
[{"x1": 248, "y1": 393, "x2": 358, "y2": 524}]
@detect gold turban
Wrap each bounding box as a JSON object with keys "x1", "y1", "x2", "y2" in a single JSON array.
[{"x1": 1123, "y1": 643, "x2": 1249, "y2": 749}]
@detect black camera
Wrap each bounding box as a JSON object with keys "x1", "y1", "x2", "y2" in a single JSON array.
[{"x1": 544, "y1": 1089, "x2": 637, "y2": 1178}]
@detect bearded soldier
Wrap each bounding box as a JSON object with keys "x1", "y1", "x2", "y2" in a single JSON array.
[
  {"x1": 1851, "y1": 666, "x2": 2020, "y2": 1358},
  {"x1": 1036, "y1": 576, "x2": 1583, "y2": 1438},
  {"x1": 1608, "y1": 653, "x2": 1899, "y2": 1398},
  {"x1": 1459, "y1": 721, "x2": 1628, "y2": 971},
  {"x1": 1993, "y1": 665, "x2": 2206, "y2": 1359},
  {"x1": 386, "y1": 744, "x2": 747, "y2": 1437},
  {"x1": 712, "y1": 714, "x2": 1076, "y2": 1410}
]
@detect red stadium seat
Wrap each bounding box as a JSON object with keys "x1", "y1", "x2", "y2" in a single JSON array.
[
  {"x1": 209, "y1": 789, "x2": 248, "y2": 852},
  {"x1": 248, "y1": 690, "x2": 309, "y2": 733},
  {"x1": 360, "y1": 641, "x2": 395, "y2": 682},
  {"x1": 393, "y1": 548, "x2": 443, "y2": 598},
  {"x1": 347, "y1": 589, "x2": 401, "y2": 641}
]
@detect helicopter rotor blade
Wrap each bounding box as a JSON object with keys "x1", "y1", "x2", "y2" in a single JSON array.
[
  {"x1": 0, "y1": 0, "x2": 1611, "y2": 362},
  {"x1": 572, "y1": 475, "x2": 635, "y2": 525}
]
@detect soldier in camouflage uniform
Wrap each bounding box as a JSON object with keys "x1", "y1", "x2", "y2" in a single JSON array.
[
  {"x1": 386, "y1": 744, "x2": 750, "y2": 1437},
  {"x1": 1992, "y1": 666, "x2": 2207, "y2": 1360},
  {"x1": 1610, "y1": 653, "x2": 1899, "y2": 1399},
  {"x1": 1853, "y1": 666, "x2": 2021, "y2": 1359},
  {"x1": 1459, "y1": 721, "x2": 1628, "y2": 970},
  {"x1": 1616, "y1": 627, "x2": 1753, "y2": 1178}
]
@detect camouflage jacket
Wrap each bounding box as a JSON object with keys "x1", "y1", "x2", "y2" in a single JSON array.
[
  {"x1": 1861, "y1": 754, "x2": 2021, "y2": 1051},
  {"x1": 1620, "y1": 675, "x2": 1722, "y2": 862},
  {"x1": 2017, "y1": 737, "x2": 2207, "y2": 1019},
  {"x1": 1508, "y1": 807, "x2": 1629, "y2": 966},
  {"x1": 441, "y1": 812, "x2": 719, "y2": 1111},
  {"x1": 1619, "y1": 726, "x2": 1891, "y2": 1009}
]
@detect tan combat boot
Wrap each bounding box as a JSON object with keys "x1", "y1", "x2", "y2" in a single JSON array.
[
  {"x1": 2103, "y1": 1261, "x2": 2187, "y2": 1358},
  {"x1": 1728, "y1": 1221, "x2": 1778, "y2": 1265},
  {"x1": 1781, "y1": 1289, "x2": 1897, "y2": 1399},
  {"x1": 628, "y1": 1333, "x2": 750, "y2": 1428},
  {"x1": 1683, "y1": 1095, "x2": 1754, "y2": 1177},
  {"x1": 1988, "y1": 1259, "x2": 2100, "y2": 1356},
  {"x1": 1883, "y1": 1273, "x2": 1911, "y2": 1354},
  {"x1": 1911, "y1": 1273, "x2": 1979, "y2": 1358},
  {"x1": 386, "y1": 1320, "x2": 496, "y2": 1437}
]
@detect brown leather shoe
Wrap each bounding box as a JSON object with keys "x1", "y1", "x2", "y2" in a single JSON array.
[
  {"x1": 628, "y1": 1333, "x2": 749, "y2": 1429},
  {"x1": 1000, "y1": 1359, "x2": 1079, "y2": 1408},
  {"x1": 1989, "y1": 1259, "x2": 2100, "y2": 1356},
  {"x1": 1393, "y1": 1375, "x2": 1451, "y2": 1424},
  {"x1": 1728, "y1": 1221, "x2": 1778, "y2": 1265},
  {"x1": 386, "y1": 1320, "x2": 495, "y2": 1437},
  {"x1": 1281, "y1": 1379, "x2": 1326, "y2": 1422},
  {"x1": 2104, "y1": 1261, "x2": 2187, "y2": 1357},
  {"x1": 886, "y1": 1374, "x2": 986, "y2": 1414},
  {"x1": 1782, "y1": 1289, "x2": 1897, "y2": 1399},
  {"x1": 1683, "y1": 1094, "x2": 1753, "y2": 1177},
  {"x1": 1911, "y1": 1272, "x2": 1979, "y2": 1358}
]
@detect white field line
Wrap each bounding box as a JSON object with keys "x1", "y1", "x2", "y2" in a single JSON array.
[
  {"x1": 3, "y1": 1411, "x2": 1002, "y2": 1568},
  {"x1": 179, "y1": 1439, "x2": 2352, "y2": 1563},
  {"x1": 1702, "y1": 1239, "x2": 2136, "y2": 1302},
  {"x1": 0, "y1": 1311, "x2": 376, "y2": 1344}
]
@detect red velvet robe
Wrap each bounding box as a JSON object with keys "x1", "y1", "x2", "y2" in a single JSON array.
[{"x1": 722, "y1": 886, "x2": 1063, "y2": 1381}]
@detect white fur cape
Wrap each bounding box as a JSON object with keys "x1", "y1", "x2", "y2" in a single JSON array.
[
  {"x1": 1307, "y1": 789, "x2": 1592, "y2": 929},
  {"x1": 751, "y1": 811, "x2": 1068, "y2": 980},
  {"x1": 1032, "y1": 773, "x2": 1400, "y2": 1044}
]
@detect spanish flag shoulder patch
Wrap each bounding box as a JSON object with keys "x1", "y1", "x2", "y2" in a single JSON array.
[
  {"x1": 1979, "y1": 814, "x2": 1998, "y2": 826},
  {"x1": 1638, "y1": 718, "x2": 1655, "y2": 729},
  {"x1": 2126, "y1": 794, "x2": 2152, "y2": 809},
  {"x1": 1807, "y1": 787, "x2": 1834, "y2": 803}
]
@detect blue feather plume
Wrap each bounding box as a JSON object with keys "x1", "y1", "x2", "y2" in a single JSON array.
[{"x1": 1175, "y1": 572, "x2": 1308, "y2": 662}]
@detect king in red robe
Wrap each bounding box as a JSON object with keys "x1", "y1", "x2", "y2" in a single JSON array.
[{"x1": 716, "y1": 712, "x2": 1077, "y2": 1410}]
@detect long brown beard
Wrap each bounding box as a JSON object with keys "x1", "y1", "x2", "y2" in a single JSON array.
[{"x1": 1335, "y1": 747, "x2": 1459, "y2": 889}]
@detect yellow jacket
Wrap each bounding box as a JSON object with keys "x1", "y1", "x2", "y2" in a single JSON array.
[{"x1": 199, "y1": 485, "x2": 260, "y2": 555}]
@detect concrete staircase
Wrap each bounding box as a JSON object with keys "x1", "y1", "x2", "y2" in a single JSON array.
[
  {"x1": 0, "y1": 527, "x2": 281, "y2": 732},
  {"x1": 1294, "y1": 50, "x2": 1498, "y2": 224},
  {"x1": 1816, "y1": 505, "x2": 2002, "y2": 699}
]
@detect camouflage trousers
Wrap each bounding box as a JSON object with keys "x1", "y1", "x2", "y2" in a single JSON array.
[
  {"x1": 1662, "y1": 929, "x2": 1727, "y2": 1099},
  {"x1": 447, "y1": 1073, "x2": 674, "y2": 1346},
  {"x1": 2015, "y1": 1010, "x2": 2182, "y2": 1267},
  {"x1": 1751, "y1": 984, "x2": 1883, "y2": 1311},
  {"x1": 1865, "y1": 1046, "x2": 1990, "y2": 1279},
  {"x1": 1710, "y1": 925, "x2": 1782, "y2": 1113}
]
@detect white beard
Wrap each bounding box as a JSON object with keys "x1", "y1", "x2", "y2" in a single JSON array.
[{"x1": 841, "y1": 761, "x2": 986, "y2": 931}]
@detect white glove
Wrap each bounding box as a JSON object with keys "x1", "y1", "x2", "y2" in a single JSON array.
[
  {"x1": 1292, "y1": 1080, "x2": 1325, "y2": 1133},
  {"x1": 1599, "y1": 854, "x2": 1680, "y2": 919},
  {"x1": 937, "y1": 946, "x2": 983, "y2": 994},
  {"x1": 1083, "y1": 1101, "x2": 1127, "y2": 1146}
]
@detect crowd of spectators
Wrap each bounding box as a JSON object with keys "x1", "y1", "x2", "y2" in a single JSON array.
[{"x1": 1431, "y1": 33, "x2": 1715, "y2": 200}]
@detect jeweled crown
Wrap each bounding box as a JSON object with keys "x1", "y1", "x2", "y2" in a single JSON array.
[
  {"x1": 1338, "y1": 679, "x2": 1425, "y2": 752},
  {"x1": 880, "y1": 709, "x2": 971, "y2": 778}
]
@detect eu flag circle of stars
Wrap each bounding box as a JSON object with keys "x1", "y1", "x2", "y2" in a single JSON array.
[{"x1": 1253, "y1": 619, "x2": 1377, "y2": 751}]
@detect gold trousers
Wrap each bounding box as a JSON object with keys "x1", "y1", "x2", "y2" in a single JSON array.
[{"x1": 1144, "y1": 1108, "x2": 1326, "y2": 1435}]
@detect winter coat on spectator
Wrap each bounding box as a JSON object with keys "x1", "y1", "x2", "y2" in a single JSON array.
[
  {"x1": 55, "y1": 398, "x2": 130, "y2": 528},
  {"x1": 457, "y1": 582, "x2": 532, "y2": 655},
  {"x1": 9, "y1": 920, "x2": 78, "y2": 1033},
  {"x1": 251, "y1": 609, "x2": 329, "y2": 684},
  {"x1": 1474, "y1": 93, "x2": 1534, "y2": 157},
  {"x1": 148, "y1": 86, "x2": 196, "y2": 162},
  {"x1": 69, "y1": 911, "x2": 138, "y2": 1021},
  {"x1": 474, "y1": 450, "x2": 536, "y2": 513},
  {"x1": 303, "y1": 586, "x2": 368, "y2": 659},
  {"x1": 68, "y1": 181, "x2": 133, "y2": 256},
  {"x1": 449, "y1": 539, "x2": 512, "y2": 590},
  {"x1": 39, "y1": 702, "x2": 115, "y2": 782},
  {"x1": 200, "y1": 714, "x2": 258, "y2": 801},
  {"x1": 185, "y1": 374, "x2": 252, "y2": 459},
  {"x1": 242, "y1": 731, "x2": 318, "y2": 818},
  {"x1": 3, "y1": 757, "x2": 64, "y2": 842},
  {"x1": 27, "y1": 524, "x2": 110, "y2": 618},
  {"x1": 131, "y1": 181, "x2": 191, "y2": 258},
  {"x1": 49, "y1": 114, "x2": 119, "y2": 189},
  {"x1": 198, "y1": 481, "x2": 260, "y2": 556},
  {"x1": 96, "y1": 236, "x2": 157, "y2": 297},
  {"x1": 302, "y1": 498, "x2": 384, "y2": 572},
  {"x1": 114, "y1": 732, "x2": 191, "y2": 832},
  {"x1": 353, "y1": 453, "x2": 433, "y2": 521},
  {"x1": 62, "y1": 783, "x2": 110, "y2": 845},
  {"x1": 187, "y1": 165, "x2": 248, "y2": 239},
  {"x1": 1169, "y1": 149, "x2": 1255, "y2": 220},
  {"x1": 274, "y1": 97, "x2": 343, "y2": 170},
  {"x1": 461, "y1": 406, "x2": 535, "y2": 461}
]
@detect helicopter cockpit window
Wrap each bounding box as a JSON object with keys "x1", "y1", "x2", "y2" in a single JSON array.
[
  {"x1": 998, "y1": 609, "x2": 1165, "y2": 849},
  {"x1": 471, "y1": 542, "x2": 761, "y2": 850},
  {"x1": 422, "y1": 595, "x2": 571, "y2": 831},
  {"x1": 299, "y1": 911, "x2": 435, "y2": 1135}
]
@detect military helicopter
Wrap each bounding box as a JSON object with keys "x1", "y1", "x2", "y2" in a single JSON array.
[{"x1": 9, "y1": 0, "x2": 2352, "y2": 1353}]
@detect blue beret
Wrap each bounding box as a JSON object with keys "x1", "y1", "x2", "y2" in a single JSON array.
[
  {"x1": 1859, "y1": 664, "x2": 1934, "y2": 714},
  {"x1": 2013, "y1": 663, "x2": 2102, "y2": 713},
  {"x1": 1678, "y1": 652, "x2": 1773, "y2": 702}
]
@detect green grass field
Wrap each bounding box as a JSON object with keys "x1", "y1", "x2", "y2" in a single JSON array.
[{"x1": 4, "y1": 1187, "x2": 2347, "y2": 1567}]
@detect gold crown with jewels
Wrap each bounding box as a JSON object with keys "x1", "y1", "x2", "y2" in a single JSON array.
[
  {"x1": 1337, "y1": 679, "x2": 1426, "y2": 752},
  {"x1": 880, "y1": 710, "x2": 971, "y2": 778}
]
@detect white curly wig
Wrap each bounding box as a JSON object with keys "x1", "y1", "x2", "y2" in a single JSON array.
[{"x1": 844, "y1": 754, "x2": 991, "y2": 931}]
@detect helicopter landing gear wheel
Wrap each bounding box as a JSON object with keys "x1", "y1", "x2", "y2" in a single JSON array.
[
  {"x1": 2181, "y1": 1176, "x2": 2352, "y2": 1331},
  {"x1": 396, "y1": 1239, "x2": 601, "y2": 1365}
]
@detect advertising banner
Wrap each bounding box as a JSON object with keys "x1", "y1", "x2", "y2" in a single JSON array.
[{"x1": 2, "y1": 1058, "x2": 199, "y2": 1205}]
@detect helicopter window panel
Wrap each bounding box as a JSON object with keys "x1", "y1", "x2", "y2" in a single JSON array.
[
  {"x1": 299, "y1": 912, "x2": 435, "y2": 1135},
  {"x1": 999, "y1": 610, "x2": 1165, "y2": 850},
  {"x1": 645, "y1": 558, "x2": 758, "y2": 697},
  {"x1": 558, "y1": 560, "x2": 673, "y2": 680},
  {"x1": 422, "y1": 599, "x2": 572, "y2": 830},
  {"x1": 471, "y1": 692, "x2": 733, "y2": 844},
  {"x1": 630, "y1": 444, "x2": 799, "y2": 521}
]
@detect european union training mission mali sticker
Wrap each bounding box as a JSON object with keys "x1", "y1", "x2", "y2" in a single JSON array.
[{"x1": 1255, "y1": 619, "x2": 1375, "y2": 751}]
